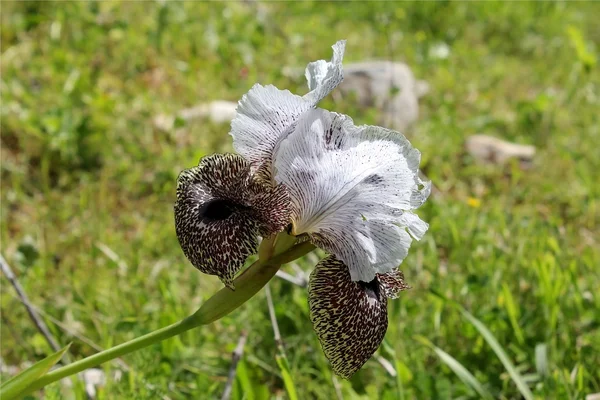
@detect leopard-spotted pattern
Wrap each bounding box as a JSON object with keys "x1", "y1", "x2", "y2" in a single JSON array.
[
  {"x1": 174, "y1": 153, "x2": 290, "y2": 289},
  {"x1": 308, "y1": 255, "x2": 408, "y2": 378}
]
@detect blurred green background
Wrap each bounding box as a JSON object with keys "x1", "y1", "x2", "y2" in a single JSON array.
[{"x1": 1, "y1": 2, "x2": 599, "y2": 399}]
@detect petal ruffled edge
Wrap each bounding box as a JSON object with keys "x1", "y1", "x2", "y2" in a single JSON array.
[
  {"x1": 230, "y1": 41, "x2": 345, "y2": 172},
  {"x1": 273, "y1": 108, "x2": 430, "y2": 282},
  {"x1": 303, "y1": 40, "x2": 346, "y2": 104},
  {"x1": 377, "y1": 269, "x2": 410, "y2": 299}
]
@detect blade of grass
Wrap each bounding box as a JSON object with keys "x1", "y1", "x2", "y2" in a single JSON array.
[
  {"x1": 221, "y1": 331, "x2": 249, "y2": 400},
  {"x1": 266, "y1": 285, "x2": 298, "y2": 400},
  {"x1": 0, "y1": 344, "x2": 71, "y2": 400},
  {"x1": 236, "y1": 359, "x2": 254, "y2": 400},
  {"x1": 381, "y1": 340, "x2": 408, "y2": 400},
  {"x1": 275, "y1": 354, "x2": 298, "y2": 400},
  {"x1": 501, "y1": 283, "x2": 525, "y2": 345},
  {"x1": 414, "y1": 335, "x2": 493, "y2": 399},
  {"x1": 459, "y1": 309, "x2": 534, "y2": 400},
  {"x1": 430, "y1": 289, "x2": 534, "y2": 400}
]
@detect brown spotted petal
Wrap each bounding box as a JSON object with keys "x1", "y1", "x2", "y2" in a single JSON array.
[
  {"x1": 174, "y1": 153, "x2": 290, "y2": 289},
  {"x1": 308, "y1": 256, "x2": 409, "y2": 378},
  {"x1": 377, "y1": 269, "x2": 410, "y2": 299}
]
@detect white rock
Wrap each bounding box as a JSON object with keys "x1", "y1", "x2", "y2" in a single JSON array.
[
  {"x1": 154, "y1": 100, "x2": 237, "y2": 131},
  {"x1": 156, "y1": 60, "x2": 427, "y2": 133},
  {"x1": 285, "y1": 60, "x2": 428, "y2": 132},
  {"x1": 60, "y1": 368, "x2": 107, "y2": 398},
  {"x1": 338, "y1": 61, "x2": 429, "y2": 132},
  {"x1": 83, "y1": 368, "x2": 106, "y2": 398},
  {"x1": 465, "y1": 135, "x2": 536, "y2": 168}
]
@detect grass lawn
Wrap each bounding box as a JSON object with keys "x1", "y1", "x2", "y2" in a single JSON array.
[{"x1": 1, "y1": 2, "x2": 599, "y2": 399}]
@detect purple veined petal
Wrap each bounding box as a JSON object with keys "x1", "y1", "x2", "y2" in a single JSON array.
[
  {"x1": 174, "y1": 153, "x2": 290, "y2": 289},
  {"x1": 273, "y1": 108, "x2": 430, "y2": 282},
  {"x1": 230, "y1": 41, "x2": 346, "y2": 175},
  {"x1": 308, "y1": 256, "x2": 409, "y2": 378}
]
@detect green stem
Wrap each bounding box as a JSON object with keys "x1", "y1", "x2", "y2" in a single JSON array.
[
  {"x1": 194, "y1": 240, "x2": 315, "y2": 324},
  {"x1": 26, "y1": 237, "x2": 316, "y2": 393},
  {"x1": 28, "y1": 316, "x2": 198, "y2": 392}
]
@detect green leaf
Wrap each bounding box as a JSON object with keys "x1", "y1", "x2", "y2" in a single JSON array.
[
  {"x1": 275, "y1": 353, "x2": 298, "y2": 400},
  {"x1": 501, "y1": 283, "x2": 525, "y2": 345},
  {"x1": 459, "y1": 308, "x2": 534, "y2": 400},
  {"x1": 236, "y1": 359, "x2": 255, "y2": 400},
  {"x1": 0, "y1": 344, "x2": 71, "y2": 400},
  {"x1": 415, "y1": 335, "x2": 493, "y2": 400},
  {"x1": 381, "y1": 339, "x2": 411, "y2": 400},
  {"x1": 429, "y1": 290, "x2": 534, "y2": 400},
  {"x1": 566, "y1": 25, "x2": 597, "y2": 69}
]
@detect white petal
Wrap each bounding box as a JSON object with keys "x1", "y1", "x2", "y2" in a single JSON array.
[
  {"x1": 398, "y1": 211, "x2": 429, "y2": 240},
  {"x1": 230, "y1": 41, "x2": 345, "y2": 170},
  {"x1": 273, "y1": 109, "x2": 429, "y2": 282},
  {"x1": 304, "y1": 40, "x2": 346, "y2": 104},
  {"x1": 230, "y1": 84, "x2": 307, "y2": 167}
]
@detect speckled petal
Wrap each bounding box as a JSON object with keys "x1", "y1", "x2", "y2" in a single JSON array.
[
  {"x1": 377, "y1": 269, "x2": 410, "y2": 299},
  {"x1": 274, "y1": 108, "x2": 430, "y2": 282},
  {"x1": 230, "y1": 41, "x2": 345, "y2": 173},
  {"x1": 308, "y1": 256, "x2": 388, "y2": 379},
  {"x1": 174, "y1": 153, "x2": 290, "y2": 288},
  {"x1": 303, "y1": 39, "x2": 346, "y2": 105},
  {"x1": 249, "y1": 179, "x2": 291, "y2": 236}
]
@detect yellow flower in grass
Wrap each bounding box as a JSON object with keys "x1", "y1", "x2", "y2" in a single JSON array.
[{"x1": 467, "y1": 197, "x2": 481, "y2": 208}]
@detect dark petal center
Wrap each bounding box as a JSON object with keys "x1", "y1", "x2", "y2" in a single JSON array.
[
  {"x1": 358, "y1": 278, "x2": 382, "y2": 302},
  {"x1": 199, "y1": 199, "x2": 240, "y2": 221}
]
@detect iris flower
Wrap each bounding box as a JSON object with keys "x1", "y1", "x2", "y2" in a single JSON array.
[{"x1": 175, "y1": 40, "x2": 430, "y2": 378}]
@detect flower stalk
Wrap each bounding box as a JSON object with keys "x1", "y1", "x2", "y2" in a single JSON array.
[
  {"x1": 192, "y1": 235, "x2": 312, "y2": 324},
  {"x1": 26, "y1": 234, "x2": 314, "y2": 394}
]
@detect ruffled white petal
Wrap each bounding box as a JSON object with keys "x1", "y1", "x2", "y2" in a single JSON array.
[
  {"x1": 230, "y1": 85, "x2": 306, "y2": 168},
  {"x1": 304, "y1": 40, "x2": 346, "y2": 104},
  {"x1": 230, "y1": 41, "x2": 346, "y2": 171},
  {"x1": 273, "y1": 108, "x2": 429, "y2": 282}
]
